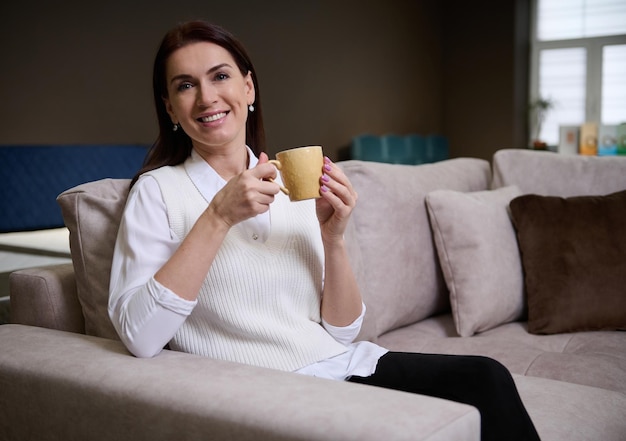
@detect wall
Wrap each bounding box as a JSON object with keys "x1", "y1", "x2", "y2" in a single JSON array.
[
  {"x1": 441, "y1": 0, "x2": 529, "y2": 160},
  {"x1": 0, "y1": 0, "x2": 444, "y2": 160}
]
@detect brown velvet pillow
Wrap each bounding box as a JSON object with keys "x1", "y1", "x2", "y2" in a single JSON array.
[{"x1": 509, "y1": 190, "x2": 626, "y2": 334}]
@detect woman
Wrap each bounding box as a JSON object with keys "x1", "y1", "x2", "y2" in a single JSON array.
[{"x1": 109, "y1": 21, "x2": 540, "y2": 441}]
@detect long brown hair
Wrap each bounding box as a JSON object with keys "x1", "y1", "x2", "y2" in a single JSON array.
[{"x1": 132, "y1": 21, "x2": 266, "y2": 186}]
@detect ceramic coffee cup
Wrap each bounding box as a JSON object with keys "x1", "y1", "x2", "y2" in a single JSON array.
[{"x1": 268, "y1": 146, "x2": 324, "y2": 201}]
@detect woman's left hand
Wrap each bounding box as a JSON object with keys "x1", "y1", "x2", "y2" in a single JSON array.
[{"x1": 316, "y1": 157, "x2": 358, "y2": 241}]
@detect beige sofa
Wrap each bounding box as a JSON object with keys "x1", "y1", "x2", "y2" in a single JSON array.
[{"x1": 2, "y1": 149, "x2": 625, "y2": 440}]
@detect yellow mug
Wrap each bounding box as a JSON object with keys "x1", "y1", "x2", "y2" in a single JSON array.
[{"x1": 268, "y1": 146, "x2": 324, "y2": 201}]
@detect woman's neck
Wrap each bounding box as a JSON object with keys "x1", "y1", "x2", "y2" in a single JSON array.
[{"x1": 193, "y1": 145, "x2": 249, "y2": 181}]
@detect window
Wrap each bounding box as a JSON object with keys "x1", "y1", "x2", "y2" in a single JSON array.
[
  {"x1": 530, "y1": 0, "x2": 626, "y2": 146},
  {"x1": 602, "y1": 44, "x2": 626, "y2": 125}
]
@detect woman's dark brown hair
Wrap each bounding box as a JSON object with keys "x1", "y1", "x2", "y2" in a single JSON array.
[{"x1": 132, "y1": 21, "x2": 266, "y2": 186}]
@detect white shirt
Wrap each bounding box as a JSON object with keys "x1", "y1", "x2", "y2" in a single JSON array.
[{"x1": 109, "y1": 148, "x2": 387, "y2": 380}]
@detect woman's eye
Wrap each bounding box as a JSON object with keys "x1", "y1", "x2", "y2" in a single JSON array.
[
  {"x1": 176, "y1": 82, "x2": 193, "y2": 92},
  {"x1": 215, "y1": 72, "x2": 230, "y2": 81}
]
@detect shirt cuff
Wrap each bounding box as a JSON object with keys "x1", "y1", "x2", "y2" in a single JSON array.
[
  {"x1": 148, "y1": 276, "x2": 197, "y2": 315},
  {"x1": 321, "y1": 303, "x2": 366, "y2": 346}
]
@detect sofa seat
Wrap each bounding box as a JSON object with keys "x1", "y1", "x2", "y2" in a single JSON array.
[
  {"x1": 377, "y1": 313, "x2": 626, "y2": 394},
  {"x1": 512, "y1": 374, "x2": 626, "y2": 441}
]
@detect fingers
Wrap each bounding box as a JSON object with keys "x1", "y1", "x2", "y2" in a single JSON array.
[
  {"x1": 320, "y1": 157, "x2": 358, "y2": 209},
  {"x1": 251, "y1": 153, "x2": 279, "y2": 183},
  {"x1": 211, "y1": 177, "x2": 275, "y2": 227},
  {"x1": 209, "y1": 154, "x2": 282, "y2": 226},
  {"x1": 257, "y1": 151, "x2": 269, "y2": 164}
]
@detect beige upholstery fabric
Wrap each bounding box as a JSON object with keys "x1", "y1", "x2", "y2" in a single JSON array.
[
  {"x1": 377, "y1": 314, "x2": 626, "y2": 395},
  {"x1": 514, "y1": 374, "x2": 626, "y2": 441},
  {"x1": 0, "y1": 324, "x2": 481, "y2": 441},
  {"x1": 57, "y1": 179, "x2": 131, "y2": 339},
  {"x1": 491, "y1": 149, "x2": 626, "y2": 196},
  {"x1": 9, "y1": 263, "x2": 84, "y2": 333},
  {"x1": 340, "y1": 159, "x2": 491, "y2": 340},
  {"x1": 425, "y1": 186, "x2": 524, "y2": 336}
]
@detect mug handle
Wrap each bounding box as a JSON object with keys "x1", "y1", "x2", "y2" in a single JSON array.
[{"x1": 267, "y1": 160, "x2": 289, "y2": 195}]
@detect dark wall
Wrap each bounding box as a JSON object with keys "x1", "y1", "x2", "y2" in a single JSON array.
[
  {"x1": 442, "y1": 0, "x2": 530, "y2": 160},
  {"x1": 0, "y1": 0, "x2": 526, "y2": 161}
]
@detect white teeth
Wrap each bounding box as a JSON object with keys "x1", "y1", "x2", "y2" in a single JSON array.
[{"x1": 200, "y1": 112, "x2": 226, "y2": 122}]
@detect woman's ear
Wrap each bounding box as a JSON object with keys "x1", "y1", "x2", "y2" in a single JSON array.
[
  {"x1": 163, "y1": 96, "x2": 177, "y2": 124},
  {"x1": 245, "y1": 71, "x2": 256, "y2": 105}
]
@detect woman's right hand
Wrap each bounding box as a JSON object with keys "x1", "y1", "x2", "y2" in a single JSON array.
[{"x1": 206, "y1": 152, "x2": 280, "y2": 228}]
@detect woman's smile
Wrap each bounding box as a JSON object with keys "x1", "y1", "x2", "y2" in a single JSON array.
[{"x1": 198, "y1": 111, "x2": 228, "y2": 124}]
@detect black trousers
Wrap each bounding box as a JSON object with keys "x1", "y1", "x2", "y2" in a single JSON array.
[{"x1": 348, "y1": 352, "x2": 540, "y2": 441}]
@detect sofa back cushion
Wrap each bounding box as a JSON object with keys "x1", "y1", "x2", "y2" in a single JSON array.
[
  {"x1": 339, "y1": 159, "x2": 491, "y2": 341},
  {"x1": 57, "y1": 179, "x2": 130, "y2": 339},
  {"x1": 492, "y1": 149, "x2": 626, "y2": 196}
]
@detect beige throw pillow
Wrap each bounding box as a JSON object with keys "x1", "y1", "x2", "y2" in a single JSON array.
[
  {"x1": 340, "y1": 158, "x2": 491, "y2": 340},
  {"x1": 57, "y1": 178, "x2": 131, "y2": 339},
  {"x1": 426, "y1": 186, "x2": 524, "y2": 337}
]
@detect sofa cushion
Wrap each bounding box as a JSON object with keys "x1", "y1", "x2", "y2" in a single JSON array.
[
  {"x1": 425, "y1": 186, "x2": 524, "y2": 337},
  {"x1": 492, "y1": 149, "x2": 626, "y2": 196},
  {"x1": 514, "y1": 374, "x2": 626, "y2": 441},
  {"x1": 339, "y1": 159, "x2": 491, "y2": 340},
  {"x1": 509, "y1": 190, "x2": 626, "y2": 335},
  {"x1": 377, "y1": 314, "x2": 626, "y2": 394},
  {"x1": 57, "y1": 179, "x2": 131, "y2": 339}
]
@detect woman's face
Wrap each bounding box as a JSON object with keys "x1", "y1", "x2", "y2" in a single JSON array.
[{"x1": 163, "y1": 42, "x2": 255, "y2": 155}]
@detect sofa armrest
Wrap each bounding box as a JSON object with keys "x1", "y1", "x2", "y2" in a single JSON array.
[
  {"x1": 0, "y1": 325, "x2": 479, "y2": 441},
  {"x1": 9, "y1": 264, "x2": 84, "y2": 333}
]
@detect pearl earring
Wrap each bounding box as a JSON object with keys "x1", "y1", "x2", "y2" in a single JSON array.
[
  {"x1": 248, "y1": 104, "x2": 255, "y2": 112},
  {"x1": 173, "y1": 123, "x2": 179, "y2": 132}
]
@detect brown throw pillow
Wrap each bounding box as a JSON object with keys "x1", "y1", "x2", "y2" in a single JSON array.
[{"x1": 509, "y1": 190, "x2": 626, "y2": 334}]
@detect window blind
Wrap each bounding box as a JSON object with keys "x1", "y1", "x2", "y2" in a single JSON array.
[
  {"x1": 538, "y1": 0, "x2": 626, "y2": 41},
  {"x1": 602, "y1": 44, "x2": 626, "y2": 125}
]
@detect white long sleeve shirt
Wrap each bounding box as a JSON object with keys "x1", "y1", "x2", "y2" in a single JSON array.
[{"x1": 108, "y1": 148, "x2": 387, "y2": 380}]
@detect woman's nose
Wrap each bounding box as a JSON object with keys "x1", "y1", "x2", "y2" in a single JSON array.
[{"x1": 196, "y1": 83, "x2": 217, "y2": 107}]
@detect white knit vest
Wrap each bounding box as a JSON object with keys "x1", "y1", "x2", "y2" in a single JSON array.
[{"x1": 147, "y1": 165, "x2": 347, "y2": 371}]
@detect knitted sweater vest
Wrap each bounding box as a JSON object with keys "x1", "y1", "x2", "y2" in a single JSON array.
[{"x1": 147, "y1": 165, "x2": 347, "y2": 371}]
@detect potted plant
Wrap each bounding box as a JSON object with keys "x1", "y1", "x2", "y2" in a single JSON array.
[{"x1": 529, "y1": 96, "x2": 554, "y2": 149}]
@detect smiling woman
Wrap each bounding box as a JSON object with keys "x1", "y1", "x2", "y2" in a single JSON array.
[{"x1": 107, "y1": 21, "x2": 540, "y2": 441}]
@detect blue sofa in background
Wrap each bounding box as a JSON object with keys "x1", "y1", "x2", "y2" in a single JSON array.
[{"x1": 0, "y1": 145, "x2": 148, "y2": 233}]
